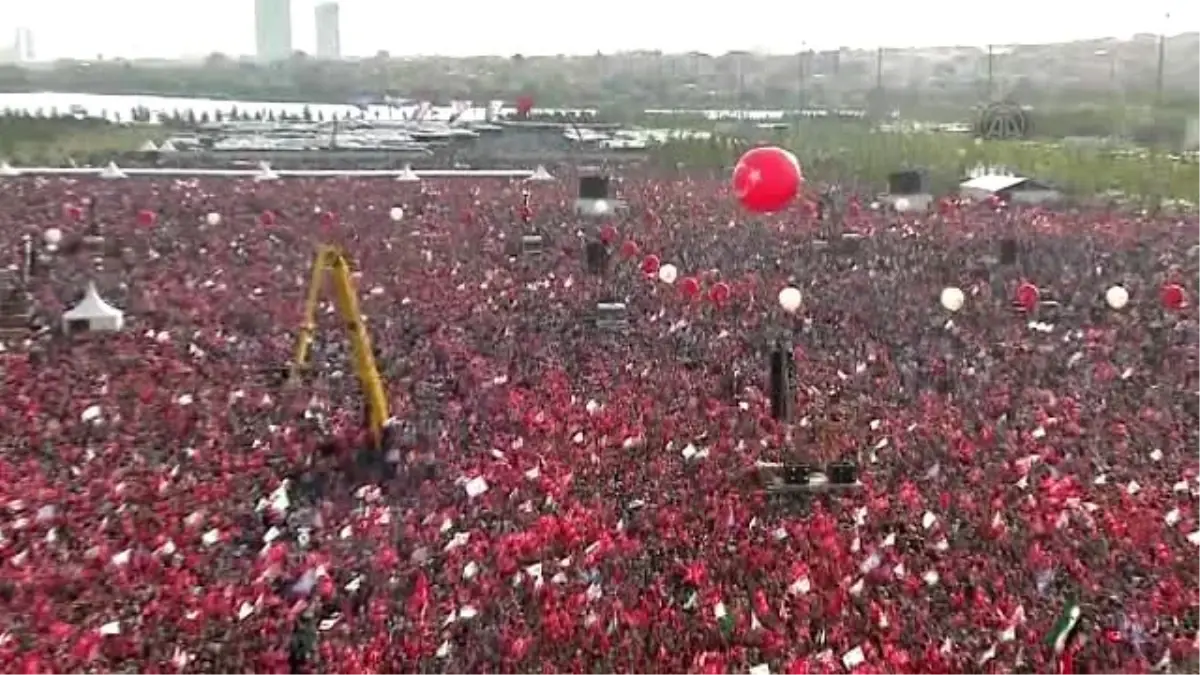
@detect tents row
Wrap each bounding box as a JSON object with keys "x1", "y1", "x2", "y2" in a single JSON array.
[{"x1": 0, "y1": 161, "x2": 556, "y2": 182}]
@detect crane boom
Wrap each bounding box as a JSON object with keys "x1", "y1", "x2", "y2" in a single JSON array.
[{"x1": 291, "y1": 245, "x2": 389, "y2": 447}]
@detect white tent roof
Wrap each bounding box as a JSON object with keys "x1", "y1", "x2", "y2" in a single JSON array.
[
  {"x1": 526, "y1": 164, "x2": 555, "y2": 182},
  {"x1": 960, "y1": 175, "x2": 1027, "y2": 193},
  {"x1": 138, "y1": 140, "x2": 159, "y2": 152},
  {"x1": 157, "y1": 140, "x2": 179, "y2": 153},
  {"x1": 395, "y1": 164, "x2": 421, "y2": 182},
  {"x1": 99, "y1": 161, "x2": 126, "y2": 180},
  {"x1": 0, "y1": 161, "x2": 19, "y2": 177},
  {"x1": 62, "y1": 282, "x2": 125, "y2": 332},
  {"x1": 253, "y1": 161, "x2": 280, "y2": 182}
]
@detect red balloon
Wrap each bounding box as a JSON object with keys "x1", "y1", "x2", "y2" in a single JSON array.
[
  {"x1": 620, "y1": 240, "x2": 640, "y2": 259},
  {"x1": 1160, "y1": 283, "x2": 1186, "y2": 310},
  {"x1": 641, "y1": 254, "x2": 661, "y2": 276},
  {"x1": 260, "y1": 211, "x2": 276, "y2": 226},
  {"x1": 1015, "y1": 282, "x2": 1040, "y2": 311},
  {"x1": 137, "y1": 209, "x2": 156, "y2": 227},
  {"x1": 709, "y1": 281, "x2": 731, "y2": 305},
  {"x1": 599, "y1": 225, "x2": 618, "y2": 244},
  {"x1": 731, "y1": 146, "x2": 802, "y2": 214},
  {"x1": 320, "y1": 211, "x2": 338, "y2": 228},
  {"x1": 679, "y1": 276, "x2": 700, "y2": 298}
]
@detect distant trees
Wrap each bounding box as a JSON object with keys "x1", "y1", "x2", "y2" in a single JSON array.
[{"x1": 0, "y1": 48, "x2": 1191, "y2": 118}]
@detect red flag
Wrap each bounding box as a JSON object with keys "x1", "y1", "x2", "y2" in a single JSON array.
[{"x1": 516, "y1": 95, "x2": 534, "y2": 119}]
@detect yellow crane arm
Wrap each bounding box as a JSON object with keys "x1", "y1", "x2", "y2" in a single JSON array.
[{"x1": 291, "y1": 245, "x2": 390, "y2": 447}]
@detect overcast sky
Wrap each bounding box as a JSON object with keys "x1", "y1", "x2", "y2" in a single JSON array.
[{"x1": 3, "y1": 0, "x2": 1193, "y2": 60}]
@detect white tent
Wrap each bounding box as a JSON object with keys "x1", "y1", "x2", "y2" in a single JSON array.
[
  {"x1": 157, "y1": 140, "x2": 179, "y2": 153},
  {"x1": 253, "y1": 161, "x2": 280, "y2": 182},
  {"x1": 526, "y1": 165, "x2": 555, "y2": 182},
  {"x1": 0, "y1": 161, "x2": 20, "y2": 177},
  {"x1": 138, "y1": 140, "x2": 159, "y2": 152},
  {"x1": 99, "y1": 162, "x2": 127, "y2": 180},
  {"x1": 395, "y1": 164, "x2": 421, "y2": 182},
  {"x1": 62, "y1": 282, "x2": 125, "y2": 333}
]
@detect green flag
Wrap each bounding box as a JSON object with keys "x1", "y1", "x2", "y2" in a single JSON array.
[{"x1": 1045, "y1": 600, "x2": 1081, "y2": 655}]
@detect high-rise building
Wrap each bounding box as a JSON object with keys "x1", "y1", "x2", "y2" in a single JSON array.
[
  {"x1": 15, "y1": 28, "x2": 34, "y2": 62},
  {"x1": 315, "y1": 2, "x2": 341, "y2": 60},
  {"x1": 255, "y1": 0, "x2": 293, "y2": 62},
  {"x1": 0, "y1": 28, "x2": 34, "y2": 64}
]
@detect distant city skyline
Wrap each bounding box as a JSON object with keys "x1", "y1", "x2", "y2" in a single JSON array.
[
  {"x1": 255, "y1": 0, "x2": 293, "y2": 61},
  {"x1": 315, "y1": 2, "x2": 341, "y2": 60},
  {"x1": 0, "y1": 0, "x2": 1193, "y2": 60}
]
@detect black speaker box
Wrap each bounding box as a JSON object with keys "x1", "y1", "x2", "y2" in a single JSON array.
[
  {"x1": 887, "y1": 170, "x2": 925, "y2": 195},
  {"x1": 584, "y1": 240, "x2": 609, "y2": 274},
  {"x1": 999, "y1": 238, "x2": 1017, "y2": 265},
  {"x1": 829, "y1": 461, "x2": 858, "y2": 485},
  {"x1": 521, "y1": 235, "x2": 544, "y2": 255},
  {"x1": 769, "y1": 344, "x2": 792, "y2": 421},
  {"x1": 579, "y1": 176, "x2": 610, "y2": 200}
]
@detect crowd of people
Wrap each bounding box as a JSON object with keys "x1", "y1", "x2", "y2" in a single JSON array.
[{"x1": 0, "y1": 169, "x2": 1196, "y2": 674}]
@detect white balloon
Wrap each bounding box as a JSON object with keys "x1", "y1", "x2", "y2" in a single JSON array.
[
  {"x1": 43, "y1": 227, "x2": 63, "y2": 245},
  {"x1": 389, "y1": 207, "x2": 404, "y2": 222},
  {"x1": 205, "y1": 212, "x2": 221, "y2": 226},
  {"x1": 778, "y1": 287, "x2": 803, "y2": 313},
  {"x1": 940, "y1": 286, "x2": 965, "y2": 312},
  {"x1": 1105, "y1": 285, "x2": 1129, "y2": 310},
  {"x1": 658, "y1": 263, "x2": 678, "y2": 284}
]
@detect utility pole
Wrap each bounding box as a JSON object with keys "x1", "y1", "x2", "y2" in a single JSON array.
[
  {"x1": 797, "y1": 49, "x2": 807, "y2": 115},
  {"x1": 875, "y1": 47, "x2": 884, "y2": 91},
  {"x1": 986, "y1": 44, "x2": 995, "y2": 99},
  {"x1": 1155, "y1": 25, "x2": 1167, "y2": 108}
]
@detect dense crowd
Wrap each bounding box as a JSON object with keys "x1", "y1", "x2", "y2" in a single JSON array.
[{"x1": 0, "y1": 170, "x2": 1197, "y2": 674}]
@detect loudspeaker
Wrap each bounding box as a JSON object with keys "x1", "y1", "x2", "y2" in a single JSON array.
[
  {"x1": 584, "y1": 240, "x2": 609, "y2": 274},
  {"x1": 887, "y1": 170, "x2": 925, "y2": 195},
  {"x1": 783, "y1": 463, "x2": 815, "y2": 485},
  {"x1": 999, "y1": 238, "x2": 1017, "y2": 265},
  {"x1": 521, "y1": 234, "x2": 544, "y2": 255},
  {"x1": 769, "y1": 343, "x2": 792, "y2": 421},
  {"x1": 595, "y1": 301, "x2": 628, "y2": 330},
  {"x1": 829, "y1": 461, "x2": 858, "y2": 485},
  {"x1": 579, "y1": 176, "x2": 610, "y2": 200}
]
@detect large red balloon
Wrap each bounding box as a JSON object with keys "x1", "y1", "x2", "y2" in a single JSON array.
[
  {"x1": 641, "y1": 254, "x2": 661, "y2": 276},
  {"x1": 1015, "y1": 282, "x2": 1040, "y2": 311},
  {"x1": 1161, "y1": 283, "x2": 1186, "y2": 310},
  {"x1": 137, "y1": 209, "x2": 156, "y2": 227},
  {"x1": 732, "y1": 146, "x2": 802, "y2": 214}
]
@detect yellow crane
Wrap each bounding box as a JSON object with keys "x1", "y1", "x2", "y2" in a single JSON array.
[{"x1": 291, "y1": 245, "x2": 390, "y2": 447}]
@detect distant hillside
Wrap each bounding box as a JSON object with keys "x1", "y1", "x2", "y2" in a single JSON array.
[{"x1": 0, "y1": 33, "x2": 1195, "y2": 116}]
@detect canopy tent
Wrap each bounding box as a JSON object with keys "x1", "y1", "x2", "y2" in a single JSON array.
[
  {"x1": 99, "y1": 162, "x2": 127, "y2": 180},
  {"x1": 395, "y1": 164, "x2": 421, "y2": 182},
  {"x1": 62, "y1": 282, "x2": 125, "y2": 333},
  {"x1": 526, "y1": 165, "x2": 555, "y2": 182},
  {"x1": 959, "y1": 174, "x2": 1062, "y2": 205}
]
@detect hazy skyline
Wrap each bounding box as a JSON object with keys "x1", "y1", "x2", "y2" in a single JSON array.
[{"x1": 2, "y1": 0, "x2": 1192, "y2": 60}]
